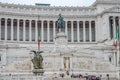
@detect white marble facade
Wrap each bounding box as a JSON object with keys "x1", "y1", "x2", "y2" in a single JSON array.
[{"x1": 0, "y1": 0, "x2": 120, "y2": 79}]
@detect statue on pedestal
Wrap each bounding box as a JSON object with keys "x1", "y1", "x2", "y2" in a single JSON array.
[
  {"x1": 57, "y1": 14, "x2": 65, "y2": 32},
  {"x1": 30, "y1": 50, "x2": 44, "y2": 75},
  {"x1": 30, "y1": 50, "x2": 43, "y2": 69}
]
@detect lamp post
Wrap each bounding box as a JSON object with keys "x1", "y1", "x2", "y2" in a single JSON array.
[
  {"x1": 100, "y1": 74, "x2": 102, "y2": 80},
  {"x1": 71, "y1": 54, "x2": 73, "y2": 77},
  {"x1": 106, "y1": 74, "x2": 109, "y2": 80},
  {"x1": 9, "y1": 73, "x2": 12, "y2": 80},
  {"x1": 53, "y1": 54, "x2": 56, "y2": 77},
  {"x1": 85, "y1": 73, "x2": 88, "y2": 80}
]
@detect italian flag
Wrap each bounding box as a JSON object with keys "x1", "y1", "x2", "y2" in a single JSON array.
[
  {"x1": 38, "y1": 32, "x2": 40, "y2": 51},
  {"x1": 114, "y1": 26, "x2": 119, "y2": 47}
]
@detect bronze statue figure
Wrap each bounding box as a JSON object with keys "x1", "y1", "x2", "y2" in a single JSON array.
[
  {"x1": 57, "y1": 14, "x2": 65, "y2": 32},
  {"x1": 30, "y1": 50, "x2": 43, "y2": 69}
]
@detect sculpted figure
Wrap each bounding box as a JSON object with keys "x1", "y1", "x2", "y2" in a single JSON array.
[
  {"x1": 57, "y1": 14, "x2": 65, "y2": 32},
  {"x1": 30, "y1": 50, "x2": 43, "y2": 69}
]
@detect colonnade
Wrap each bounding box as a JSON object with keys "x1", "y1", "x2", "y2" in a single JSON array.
[
  {"x1": 109, "y1": 16, "x2": 120, "y2": 67},
  {"x1": 0, "y1": 18, "x2": 96, "y2": 42}
]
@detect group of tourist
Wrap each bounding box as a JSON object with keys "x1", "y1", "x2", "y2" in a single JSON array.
[{"x1": 59, "y1": 73, "x2": 101, "y2": 80}]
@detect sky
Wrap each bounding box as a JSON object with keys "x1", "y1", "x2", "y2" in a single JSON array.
[{"x1": 0, "y1": 0, "x2": 96, "y2": 6}]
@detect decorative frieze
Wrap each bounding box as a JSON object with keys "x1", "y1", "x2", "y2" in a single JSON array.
[{"x1": 0, "y1": 2, "x2": 96, "y2": 16}]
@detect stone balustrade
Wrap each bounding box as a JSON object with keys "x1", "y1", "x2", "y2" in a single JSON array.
[
  {"x1": 0, "y1": 74, "x2": 117, "y2": 80},
  {"x1": 0, "y1": 74, "x2": 86, "y2": 80}
]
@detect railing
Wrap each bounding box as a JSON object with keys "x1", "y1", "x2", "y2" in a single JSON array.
[
  {"x1": 0, "y1": 74, "x2": 33, "y2": 80},
  {"x1": 0, "y1": 74, "x2": 118, "y2": 80},
  {"x1": 0, "y1": 74, "x2": 85, "y2": 80}
]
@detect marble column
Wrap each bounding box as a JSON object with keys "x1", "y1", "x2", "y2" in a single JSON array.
[
  {"x1": 113, "y1": 52, "x2": 116, "y2": 66},
  {"x1": 35, "y1": 20, "x2": 38, "y2": 42},
  {"x1": 11, "y1": 19, "x2": 13, "y2": 41},
  {"x1": 113, "y1": 16, "x2": 116, "y2": 38},
  {"x1": 94, "y1": 21, "x2": 96, "y2": 42},
  {"x1": 0, "y1": 18, "x2": 1, "y2": 40},
  {"x1": 70, "y1": 57, "x2": 73, "y2": 71},
  {"x1": 77, "y1": 21, "x2": 79, "y2": 42},
  {"x1": 61, "y1": 57, "x2": 64, "y2": 70},
  {"x1": 5, "y1": 18, "x2": 7, "y2": 40},
  {"x1": 83, "y1": 21, "x2": 86, "y2": 42},
  {"x1": 71, "y1": 21, "x2": 74, "y2": 42},
  {"x1": 41, "y1": 20, "x2": 44, "y2": 42},
  {"x1": 53, "y1": 21, "x2": 56, "y2": 42},
  {"x1": 47, "y1": 21, "x2": 50, "y2": 42},
  {"x1": 29, "y1": 20, "x2": 31, "y2": 41},
  {"x1": 23, "y1": 19, "x2": 26, "y2": 41},
  {"x1": 65, "y1": 21, "x2": 68, "y2": 41},
  {"x1": 89, "y1": 21, "x2": 92, "y2": 42},
  {"x1": 117, "y1": 47, "x2": 119, "y2": 67},
  {"x1": 17, "y1": 19, "x2": 19, "y2": 41}
]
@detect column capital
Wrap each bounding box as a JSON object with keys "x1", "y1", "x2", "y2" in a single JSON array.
[
  {"x1": 65, "y1": 20, "x2": 68, "y2": 22},
  {"x1": 10, "y1": 18, "x2": 14, "y2": 20},
  {"x1": 28, "y1": 19, "x2": 32, "y2": 21},
  {"x1": 52, "y1": 20, "x2": 56, "y2": 22},
  {"x1": 35, "y1": 19, "x2": 38, "y2": 21},
  {"x1": 112, "y1": 16, "x2": 116, "y2": 18},
  {"x1": 40, "y1": 19, "x2": 44, "y2": 22}
]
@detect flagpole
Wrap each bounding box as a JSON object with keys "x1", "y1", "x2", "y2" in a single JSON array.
[
  {"x1": 38, "y1": 32, "x2": 40, "y2": 51},
  {"x1": 118, "y1": 22, "x2": 120, "y2": 80},
  {"x1": 114, "y1": 25, "x2": 119, "y2": 79},
  {"x1": 38, "y1": 15, "x2": 40, "y2": 51}
]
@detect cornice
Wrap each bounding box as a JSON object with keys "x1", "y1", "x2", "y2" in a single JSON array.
[
  {"x1": 88, "y1": 45, "x2": 115, "y2": 50},
  {"x1": 0, "y1": 2, "x2": 97, "y2": 19},
  {"x1": 0, "y1": 11, "x2": 97, "y2": 19},
  {"x1": 99, "y1": 6, "x2": 120, "y2": 16},
  {"x1": 104, "y1": 6, "x2": 120, "y2": 13},
  {"x1": 0, "y1": 2, "x2": 96, "y2": 12},
  {"x1": 92, "y1": 0, "x2": 120, "y2": 7},
  {"x1": 0, "y1": 2, "x2": 96, "y2": 8}
]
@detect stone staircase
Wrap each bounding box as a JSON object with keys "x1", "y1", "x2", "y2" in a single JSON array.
[{"x1": 44, "y1": 78, "x2": 85, "y2": 80}]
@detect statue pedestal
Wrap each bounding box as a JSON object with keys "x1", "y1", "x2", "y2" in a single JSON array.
[
  {"x1": 54, "y1": 32, "x2": 68, "y2": 53},
  {"x1": 55, "y1": 32, "x2": 67, "y2": 45},
  {"x1": 32, "y1": 69, "x2": 45, "y2": 76}
]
